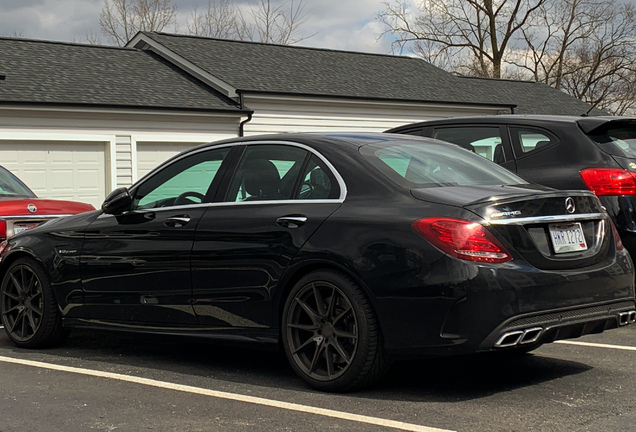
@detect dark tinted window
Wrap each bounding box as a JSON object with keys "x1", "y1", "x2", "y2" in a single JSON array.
[
  {"x1": 361, "y1": 141, "x2": 526, "y2": 188},
  {"x1": 227, "y1": 145, "x2": 308, "y2": 202},
  {"x1": 297, "y1": 155, "x2": 340, "y2": 199},
  {"x1": 589, "y1": 124, "x2": 636, "y2": 158},
  {"x1": 432, "y1": 126, "x2": 506, "y2": 162}
]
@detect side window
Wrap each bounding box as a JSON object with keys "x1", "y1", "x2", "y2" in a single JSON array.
[
  {"x1": 131, "y1": 147, "x2": 230, "y2": 210},
  {"x1": 512, "y1": 128, "x2": 557, "y2": 154},
  {"x1": 227, "y1": 145, "x2": 308, "y2": 202},
  {"x1": 432, "y1": 126, "x2": 507, "y2": 163},
  {"x1": 297, "y1": 155, "x2": 340, "y2": 200}
]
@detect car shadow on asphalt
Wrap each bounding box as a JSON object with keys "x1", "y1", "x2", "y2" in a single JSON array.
[{"x1": 1, "y1": 329, "x2": 592, "y2": 401}]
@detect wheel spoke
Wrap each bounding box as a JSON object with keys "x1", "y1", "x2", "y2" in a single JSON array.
[
  {"x1": 291, "y1": 336, "x2": 316, "y2": 355},
  {"x1": 309, "y1": 342, "x2": 326, "y2": 374},
  {"x1": 2, "y1": 304, "x2": 20, "y2": 315},
  {"x1": 312, "y1": 283, "x2": 327, "y2": 317},
  {"x1": 7, "y1": 309, "x2": 25, "y2": 333},
  {"x1": 24, "y1": 271, "x2": 36, "y2": 296},
  {"x1": 331, "y1": 338, "x2": 353, "y2": 364},
  {"x1": 26, "y1": 309, "x2": 38, "y2": 332},
  {"x1": 324, "y1": 344, "x2": 335, "y2": 378},
  {"x1": 333, "y1": 305, "x2": 352, "y2": 325},
  {"x1": 295, "y1": 297, "x2": 321, "y2": 325},
  {"x1": 9, "y1": 273, "x2": 24, "y2": 295},
  {"x1": 333, "y1": 329, "x2": 356, "y2": 339},
  {"x1": 326, "y1": 287, "x2": 337, "y2": 319},
  {"x1": 288, "y1": 322, "x2": 320, "y2": 331},
  {"x1": 1, "y1": 289, "x2": 19, "y2": 301}
]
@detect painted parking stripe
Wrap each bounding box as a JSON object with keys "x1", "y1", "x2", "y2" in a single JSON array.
[
  {"x1": 555, "y1": 341, "x2": 636, "y2": 351},
  {"x1": 0, "y1": 355, "x2": 454, "y2": 432}
]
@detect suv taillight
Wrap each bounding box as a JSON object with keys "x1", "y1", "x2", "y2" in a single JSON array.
[
  {"x1": 412, "y1": 218, "x2": 512, "y2": 263},
  {"x1": 580, "y1": 168, "x2": 636, "y2": 196},
  {"x1": 0, "y1": 220, "x2": 6, "y2": 241}
]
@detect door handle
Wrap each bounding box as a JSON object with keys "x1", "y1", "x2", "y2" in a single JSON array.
[
  {"x1": 276, "y1": 216, "x2": 307, "y2": 228},
  {"x1": 164, "y1": 215, "x2": 191, "y2": 228}
]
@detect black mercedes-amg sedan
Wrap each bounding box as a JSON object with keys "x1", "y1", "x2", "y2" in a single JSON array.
[
  {"x1": 1, "y1": 133, "x2": 634, "y2": 392},
  {"x1": 387, "y1": 116, "x2": 636, "y2": 262}
]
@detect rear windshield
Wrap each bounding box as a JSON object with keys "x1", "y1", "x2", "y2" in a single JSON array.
[
  {"x1": 588, "y1": 124, "x2": 636, "y2": 158},
  {"x1": 0, "y1": 166, "x2": 36, "y2": 198},
  {"x1": 360, "y1": 140, "x2": 526, "y2": 188}
]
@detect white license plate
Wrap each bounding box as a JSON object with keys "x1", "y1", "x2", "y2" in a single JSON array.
[
  {"x1": 549, "y1": 222, "x2": 588, "y2": 254},
  {"x1": 14, "y1": 223, "x2": 39, "y2": 235}
]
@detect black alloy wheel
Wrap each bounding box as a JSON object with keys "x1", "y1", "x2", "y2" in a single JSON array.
[
  {"x1": 282, "y1": 270, "x2": 388, "y2": 392},
  {"x1": 1, "y1": 258, "x2": 65, "y2": 348}
]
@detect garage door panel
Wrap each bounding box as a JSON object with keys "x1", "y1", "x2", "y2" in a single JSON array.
[
  {"x1": 0, "y1": 141, "x2": 106, "y2": 208},
  {"x1": 136, "y1": 142, "x2": 199, "y2": 179}
]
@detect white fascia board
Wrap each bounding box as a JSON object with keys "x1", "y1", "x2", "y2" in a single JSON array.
[
  {"x1": 243, "y1": 93, "x2": 513, "y2": 112},
  {"x1": 127, "y1": 33, "x2": 239, "y2": 100},
  {"x1": 0, "y1": 104, "x2": 242, "y2": 119}
]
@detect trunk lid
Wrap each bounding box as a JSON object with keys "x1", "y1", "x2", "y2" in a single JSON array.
[{"x1": 412, "y1": 186, "x2": 611, "y2": 270}]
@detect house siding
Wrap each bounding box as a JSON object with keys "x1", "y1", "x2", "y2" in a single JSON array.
[{"x1": 242, "y1": 95, "x2": 509, "y2": 135}]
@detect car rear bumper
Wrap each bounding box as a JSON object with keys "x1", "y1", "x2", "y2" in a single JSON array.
[{"x1": 375, "y1": 251, "x2": 635, "y2": 358}]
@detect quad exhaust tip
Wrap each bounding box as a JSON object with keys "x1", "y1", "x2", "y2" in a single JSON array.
[
  {"x1": 618, "y1": 310, "x2": 636, "y2": 326},
  {"x1": 495, "y1": 327, "x2": 543, "y2": 348}
]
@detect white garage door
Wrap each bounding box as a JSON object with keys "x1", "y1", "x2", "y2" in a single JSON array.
[
  {"x1": 136, "y1": 142, "x2": 200, "y2": 180},
  {"x1": 0, "y1": 141, "x2": 106, "y2": 209}
]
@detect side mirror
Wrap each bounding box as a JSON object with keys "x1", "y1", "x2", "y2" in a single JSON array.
[{"x1": 101, "y1": 187, "x2": 132, "y2": 215}]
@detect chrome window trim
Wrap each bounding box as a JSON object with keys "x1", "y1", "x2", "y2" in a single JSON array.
[
  {"x1": 0, "y1": 214, "x2": 72, "y2": 220},
  {"x1": 128, "y1": 139, "x2": 348, "y2": 211},
  {"x1": 486, "y1": 213, "x2": 605, "y2": 226}
]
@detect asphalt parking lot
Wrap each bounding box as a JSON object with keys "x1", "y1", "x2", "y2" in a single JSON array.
[{"x1": 0, "y1": 324, "x2": 635, "y2": 432}]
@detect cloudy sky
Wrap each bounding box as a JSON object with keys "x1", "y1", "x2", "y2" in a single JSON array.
[{"x1": 0, "y1": 0, "x2": 393, "y2": 53}]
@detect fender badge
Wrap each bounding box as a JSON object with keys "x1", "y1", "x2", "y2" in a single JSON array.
[{"x1": 27, "y1": 203, "x2": 37, "y2": 213}]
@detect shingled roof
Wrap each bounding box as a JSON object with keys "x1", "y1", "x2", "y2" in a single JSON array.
[
  {"x1": 128, "y1": 32, "x2": 512, "y2": 108},
  {"x1": 128, "y1": 31, "x2": 603, "y2": 116},
  {"x1": 457, "y1": 76, "x2": 608, "y2": 116},
  {"x1": 0, "y1": 37, "x2": 245, "y2": 113}
]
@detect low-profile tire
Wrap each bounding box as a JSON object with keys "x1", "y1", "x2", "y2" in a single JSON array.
[
  {"x1": 1, "y1": 257, "x2": 66, "y2": 348},
  {"x1": 282, "y1": 270, "x2": 388, "y2": 392}
]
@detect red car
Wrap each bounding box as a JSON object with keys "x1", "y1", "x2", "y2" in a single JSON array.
[{"x1": 0, "y1": 165, "x2": 94, "y2": 240}]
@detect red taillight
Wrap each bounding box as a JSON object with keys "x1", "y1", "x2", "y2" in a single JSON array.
[
  {"x1": 580, "y1": 168, "x2": 636, "y2": 196},
  {"x1": 412, "y1": 218, "x2": 512, "y2": 263},
  {"x1": 0, "y1": 220, "x2": 6, "y2": 241}
]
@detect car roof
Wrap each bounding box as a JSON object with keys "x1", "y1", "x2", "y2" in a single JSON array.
[
  {"x1": 387, "y1": 114, "x2": 636, "y2": 133},
  {"x1": 183, "y1": 132, "x2": 432, "y2": 155}
]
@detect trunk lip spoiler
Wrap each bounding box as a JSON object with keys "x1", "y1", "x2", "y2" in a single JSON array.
[{"x1": 486, "y1": 212, "x2": 605, "y2": 226}]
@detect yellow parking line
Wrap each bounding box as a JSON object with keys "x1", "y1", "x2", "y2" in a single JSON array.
[{"x1": 0, "y1": 355, "x2": 454, "y2": 432}]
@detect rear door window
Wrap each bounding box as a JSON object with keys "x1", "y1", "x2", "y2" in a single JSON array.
[
  {"x1": 429, "y1": 126, "x2": 514, "y2": 166},
  {"x1": 510, "y1": 127, "x2": 558, "y2": 157}
]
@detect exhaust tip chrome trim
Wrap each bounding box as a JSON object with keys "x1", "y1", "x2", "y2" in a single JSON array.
[
  {"x1": 519, "y1": 327, "x2": 543, "y2": 345},
  {"x1": 494, "y1": 330, "x2": 524, "y2": 348},
  {"x1": 619, "y1": 310, "x2": 636, "y2": 326},
  {"x1": 618, "y1": 311, "x2": 635, "y2": 326},
  {"x1": 495, "y1": 327, "x2": 544, "y2": 348}
]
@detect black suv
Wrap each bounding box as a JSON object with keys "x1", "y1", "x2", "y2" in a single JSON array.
[{"x1": 387, "y1": 115, "x2": 636, "y2": 256}]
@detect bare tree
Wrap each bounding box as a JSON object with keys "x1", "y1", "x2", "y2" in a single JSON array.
[
  {"x1": 378, "y1": 0, "x2": 548, "y2": 78},
  {"x1": 186, "y1": 0, "x2": 311, "y2": 45},
  {"x1": 187, "y1": 0, "x2": 246, "y2": 39},
  {"x1": 100, "y1": 0, "x2": 178, "y2": 46},
  {"x1": 509, "y1": 0, "x2": 636, "y2": 114}
]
